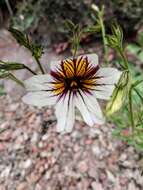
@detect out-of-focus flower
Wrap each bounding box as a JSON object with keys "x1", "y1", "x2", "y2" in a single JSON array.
[
  {"x1": 22, "y1": 54, "x2": 121, "y2": 133},
  {"x1": 91, "y1": 4, "x2": 99, "y2": 12}
]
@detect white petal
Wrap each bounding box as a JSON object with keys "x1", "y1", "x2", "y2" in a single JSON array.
[
  {"x1": 55, "y1": 93, "x2": 75, "y2": 133},
  {"x1": 22, "y1": 91, "x2": 57, "y2": 107},
  {"x1": 50, "y1": 60, "x2": 61, "y2": 71},
  {"x1": 75, "y1": 91, "x2": 105, "y2": 126},
  {"x1": 24, "y1": 74, "x2": 52, "y2": 91},
  {"x1": 96, "y1": 68, "x2": 121, "y2": 84},
  {"x1": 94, "y1": 68, "x2": 122, "y2": 100},
  {"x1": 93, "y1": 85, "x2": 115, "y2": 100},
  {"x1": 84, "y1": 53, "x2": 98, "y2": 65}
]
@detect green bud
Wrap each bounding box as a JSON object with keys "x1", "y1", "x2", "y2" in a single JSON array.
[
  {"x1": 65, "y1": 20, "x2": 76, "y2": 31},
  {"x1": 106, "y1": 70, "x2": 130, "y2": 116},
  {"x1": 0, "y1": 62, "x2": 25, "y2": 70},
  {"x1": 106, "y1": 35, "x2": 118, "y2": 48},
  {"x1": 31, "y1": 44, "x2": 44, "y2": 59},
  {"x1": 106, "y1": 23, "x2": 123, "y2": 50},
  {"x1": 83, "y1": 24, "x2": 101, "y2": 34},
  {"x1": 9, "y1": 28, "x2": 29, "y2": 48},
  {"x1": 91, "y1": 4, "x2": 99, "y2": 12},
  {"x1": 9, "y1": 28, "x2": 43, "y2": 59},
  {"x1": 0, "y1": 70, "x2": 9, "y2": 79}
]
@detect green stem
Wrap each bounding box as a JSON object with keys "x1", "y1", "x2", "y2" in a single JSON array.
[
  {"x1": 118, "y1": 48, "x2": 129, "y2": 70},
  {"x1": 34, "y1": 56, "x2": 45, "y2": 74},
  {"x1": 129, "y1": 86, "x2": 135, "y2": 136},
  {"x1": 5, "y1": 0, "x2": 13, "y2": 16},
  {"x1": 8, "y1": 73, "x2": 25, "y2": 87},
  {"x1": 72, "y1": 32, "x2": 80, "y2": 58},
  {"x1": 98, "y1": 9, "x2": 108, "y2": 64},
  {"x1": 132, "y1": 79, "x2": 143, "y2": 88},
  {"x1": 24, "y1": 65, "x2": 37, "y2": 75},
  {"x1": 134, "y1": 88, "x2": 143, "y2": 103}
]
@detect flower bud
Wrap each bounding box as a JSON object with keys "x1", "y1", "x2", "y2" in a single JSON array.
[
  {"x1": 106, "y1": 70, "x2": 130, "y2": 116},
  {"x1": 91, "y1": 4, "x2": 99, "y2": 12}
]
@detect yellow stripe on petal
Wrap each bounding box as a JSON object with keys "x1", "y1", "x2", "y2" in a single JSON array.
[
  {"x1": 63, "y1": 59, "x2": 74, "y2": 78},
  {"x1": 53, "y1": 86, "x2": 65, "y2": 95},
  {"x1": 76, "y1": 56, "x2": 87, "y2": 76},
  {"x1": 52, "y1": 82, "x2": 65, "y2": 95}
]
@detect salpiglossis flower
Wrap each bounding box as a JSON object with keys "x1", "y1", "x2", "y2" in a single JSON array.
[{"x1": 22, "y1": 54, "x2": 121, "y2": 133}]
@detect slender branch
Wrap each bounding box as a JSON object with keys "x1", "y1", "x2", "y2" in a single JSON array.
[
  {"x1": 5, "y1": 0, "x2": 13, "y2": 16},
  {"x1": 24, "y1": 65, "x2": 37, "y2": 75},
  {"x1": 34, "y1": 56, "x2": 45, "y2": 74},
  {"x1": 118, "y1": 48, "x2": 129, "y2": 70},
  {"x1": 98, "y1": 7, "x2": 108, "y2": 64},
  {"x1": 8, "y1": 73, "x2": 25, "y2": 87},
  {"x1": 129, "y1": 86, "x2": 135, "y2": 136},
  {"x1": 134, "y1": 88, "x2": 143, "y2": 103},
  {"x1": 132, "y1": 79, "x2": 143, "y2": 88}
]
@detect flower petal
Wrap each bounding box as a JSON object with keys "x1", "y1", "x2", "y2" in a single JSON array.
[
  {"x1": 22, "y1": 91, "x2": 57, "y2": 107},
  {"x1": 75, "y1": 91, "x2": 105, "y2": 126},
  {"x1": 96, "y1": 68, "x2": 121, "y2": 84},
  {"x1": 24, "y1": 74, "x2": 52, "y2": 91},
  {"x1": 55, "y1": 93, "x2": 75, "y2": 133},
  {"x1": 50, "y1": 59, "x2": 61, "y2": 71},
  {"x1": 84, "y1": 53, "x2": 98, "y2": 65},
  {"x1": 50, "y1": 53, "x2": 98, "y2": 72},
  {"x1": 94, "y1": 68, "x2": 122, "y2": 100}
]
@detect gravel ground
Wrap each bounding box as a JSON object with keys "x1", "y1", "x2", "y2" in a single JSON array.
[
  {"x1": 0, "y1": 29, "x2": 143, "y2": 190},
  {"x1": 0, "y1": 95, "x2": 143, "y2": 190}
]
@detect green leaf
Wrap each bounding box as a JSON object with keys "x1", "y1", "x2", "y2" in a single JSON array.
[
  {"x1": 9, "y1": 28, "x2": 43, "y2": 59},
  {"x1": 106, "y1": 35, "x2": 118, "y2": 49},
  {"x1": 137, "y1": 32, "x2": 143, "y2": 48},
  {"x1": 65, "y1": 20, "x2": 76, "y2": 31},
  {"x1": 127, "y1": 44, "x2": 141, "y2": 55},
  {"x1": 83, "y1": 24, "x2": 101, "y2": 34},
  {"x1": 9, "y1": 28, "x2": 29, "y2": 49},
  {"x1": 0, "y1": 85, "x2": 5, "y2": 96},
  {"x1": 30, "y1": 44, "x2": 44, "y2": 59},
  {"x1": 0, "y1": 70, "x2": 9, "y2": 78},
  {"x1": 0, "y1": 61, "x2": 25, "y2": 70}
]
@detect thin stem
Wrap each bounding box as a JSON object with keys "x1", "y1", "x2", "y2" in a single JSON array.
[
  {"x1": 134, "y1": 88, "x2": 143, "y2": 103},
  {"x1": 72, "y1": 32, "x2": 80, "y2": 59},
  {"x1": 98, "y1": 8, "x2": 108, "y2": 64},
  {"x1": 8, "y1": 73, "x2": 25, "y2": 87},
  {"x1": 129, "y1": 87, "x2": 135, "y2": 136},
  {"x1": 26, "y1": 35, "x2": 45, "y2": 74},
  {"x1": 118, "y1": 48, "x2": 129, "y2": 70},
  {"x1": 24, "y1": 65, "x2": 37, "y2": 75},
  {"x1": 132, "y1": 79, "x2": 143, "y2": 88},
  {"x1": 34, "y1": 56, "x2": 45, "y2": 74},
  {"x1": 5, "y1": 0, "x2": 13, "y2": 16}
]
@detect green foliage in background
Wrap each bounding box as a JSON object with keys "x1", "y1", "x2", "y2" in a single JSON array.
[
  {"x1": 10, "y1": 0, "x2": 143, "y2": 45},
  {"x1": 0, "y1": 85, "x2": 5, "y2": 96},
  {"x1": 110, "y1": 64, "x2": 143, "y2": 150},
  {"x1": 108, "y1": 31, "x2": 143, "y2": 150},
  {"x1": 110, "y1": 0, "x2": 143, "y2": 34}
]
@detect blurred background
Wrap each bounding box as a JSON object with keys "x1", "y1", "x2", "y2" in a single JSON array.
[
  {"x1": 1, "y1": 0, "x2": 143, "y2": 46},
  {"x1": 0, "y1": 1, "x2": 143, "y2": 190}
]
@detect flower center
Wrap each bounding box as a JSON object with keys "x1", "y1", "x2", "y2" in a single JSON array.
[
  {"x1": 50, "y1": 56, "x2": 99, "y2": 97},
  {"x1": 70, "y1": 80, "x2": 78, "y2": 88}
]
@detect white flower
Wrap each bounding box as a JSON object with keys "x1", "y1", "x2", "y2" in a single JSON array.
[{"x1": 22, "y1": 54, "x2": 121, "y2": 133}]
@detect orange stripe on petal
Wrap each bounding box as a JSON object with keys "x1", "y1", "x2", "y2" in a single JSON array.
[
  {"x1": 63, "y1": 59, "x2": 74, "y2": 78},
  {"x1": 76, "y1": 56, "x2": 88, "y2": 76}
]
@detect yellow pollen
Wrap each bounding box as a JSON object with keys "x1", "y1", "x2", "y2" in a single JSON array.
[{"x1": 70, "y1": 81, "x2": 77, "y2": 87}]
